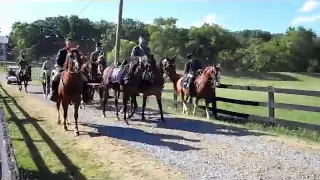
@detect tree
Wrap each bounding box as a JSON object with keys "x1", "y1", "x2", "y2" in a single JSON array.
[
  {"x1": 107, "y1": 39, "x2": 136, "y2": 64},
  {"x1": 7, "y1": 15, "x2": 320, "y2": 72}
]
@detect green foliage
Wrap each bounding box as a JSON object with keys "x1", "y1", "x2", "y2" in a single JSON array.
[
  {"x1": 107, "y1": 39, "x2": 136, "y2": 64},
  {"x1": 7, "y1": 15, "x2": 320, "y2": 72}
]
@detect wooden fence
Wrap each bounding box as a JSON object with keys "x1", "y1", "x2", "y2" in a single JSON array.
[
  {"x1": 170, "y1": 84, "x2": 320, "y2": 131},
  {"x1": 0, "y1": 107, "x2": 20, "y2": 180}
]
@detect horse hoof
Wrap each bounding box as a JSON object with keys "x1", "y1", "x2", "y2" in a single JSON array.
[
  {"x1": 74, "y1": 131, "x2": 79, "y2": 136},
  {"x1": 124, "y1": 120, "x2": 129, "y2": 125},
  {"x1": 57, "y1": 121, "x2": 61, "y2": 125},
  {"x1": 63, "y1": 126, "x2": 68, "y2": 131}
]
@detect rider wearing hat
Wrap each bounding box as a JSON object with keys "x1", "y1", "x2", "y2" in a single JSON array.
[
  {"x1": 184, "y1": 53, "x2": 202, "y2": 98},
  {"x1": 90, "y1": 42, "x2": 103, "y2": 62},
  {"x1": 48, "y1": 38, "x2": 77, "y2": 101},
  {"x1": 124, "y1": 35, "x2": 152, "y2": 82},
  {"x1": 17, "y1": 54, "x2": 29, "y2": 77},
  {"x1": 17, "y1": 55, "x2": 28, "y2": 70}
]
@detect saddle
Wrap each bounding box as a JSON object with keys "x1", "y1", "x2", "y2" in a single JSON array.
[
  {"x1": 181, "y1": 73, "x2": 195, "y2": 90},
  {"x1": 108, "y1": 65, "x2": 128, "y2": 84}
]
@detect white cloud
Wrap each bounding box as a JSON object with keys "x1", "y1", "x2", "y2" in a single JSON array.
[
  {"x1": 299, "y1": 0, "x2": 320, "y2": 13},
  {"x1": 192, "y1": 14, "x2": 226, "y2": 28},
  {"x1": 291, "y1": 13, "x2": 320, "y2": 25}
]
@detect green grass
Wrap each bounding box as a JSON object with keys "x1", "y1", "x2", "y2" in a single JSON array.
[
  {"x1": 162, "y1": 72, "x2": 320, "y2": 125},
  {"x1": 0, "y1": 85, "x2": 114, "y2": 180},
  {"x1": 157, "y1": 72, "x2": 320, "y2": 141}
]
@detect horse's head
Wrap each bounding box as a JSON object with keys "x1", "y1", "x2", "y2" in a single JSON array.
[
  {"x1": 160, "y1": 56, "x2": 177, "y2": 81},
  {"x1": 201, "y1": 64, "x2": 221, "y2": 87},
  {"x1": 65, "y1": 46, "x2": 80, "y2": 72}
]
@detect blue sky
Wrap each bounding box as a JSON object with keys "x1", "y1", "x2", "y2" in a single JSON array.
[{"x1": 1, "y1": 0, "x2": 320, "y2": 36}]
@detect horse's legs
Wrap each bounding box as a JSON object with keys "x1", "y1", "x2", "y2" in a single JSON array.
[
  {"x1": 181, "y1": 93, "x2": 188, "y2": 115},
  {"x1": 141, "y1": 94, "x2": 147, "y2": 121},
  {"x1": 204, "y1": 99, "x2": 210, "y2": 120},
  {"x1": 128, "y1": 95, "x2": 138, "y2": 119},
  {"x1": 74, "y1": 99, "x2": 80, "y2": 136},
  {"x1": 113, "y1": 89, "x2": 120, "y2": 121},
  {"x1": 122, "y1": 92, "x2": 129, "y2": 125},
  {"x1": 102, "y1": 88, "x2": 109, "y2": 117},
  {"x1": 56, "y1": 96, "x2": 61, "y2": 124},
  {"x1": 62, "y1": 101, "x2": 68, "y2": 131},
  {"x1": 155, "y1": 94, "x2": 165, "y2": 123},
  {"x1": 24, "y1": 80, "x2": 28, "y2": 92},
  {"x1": 192, "y1": 98, "x2": 200, "y2": 116}
]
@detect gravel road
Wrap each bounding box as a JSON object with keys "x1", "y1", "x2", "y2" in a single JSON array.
[{"x1": 3, "y1": 77, "x2": 320, "y2": 180}]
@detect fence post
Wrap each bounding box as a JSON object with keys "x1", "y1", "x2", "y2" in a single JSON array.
[
  {"x1": 173, "y1": 93, "x2": 177, "y2": 109},
  {"x1": 212, "y1": 89, "x2": 217, "y2": 119},
  {"x1": 268, "y1": 86, "x2": 275, "y2": 122}
]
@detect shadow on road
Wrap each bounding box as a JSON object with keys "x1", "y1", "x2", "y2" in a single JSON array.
[
  {"x1": 0, "y1": 84, "x2": 87, "y2": 180},
  {"x1": 82, "y1": 123, "x2": 201, "y2": 151}
]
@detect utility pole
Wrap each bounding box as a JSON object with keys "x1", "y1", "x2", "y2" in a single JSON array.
[{"x1": 114, "y1": 0, "x2": 123, "y2": 66}]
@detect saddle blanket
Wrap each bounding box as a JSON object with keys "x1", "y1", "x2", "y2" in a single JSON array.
[
  {"x1": 180, "y1": 73, "x2": 194, "y2": 89},
  {"x1": 108, "y1": 66, "x2": 128, "y2": 84}
]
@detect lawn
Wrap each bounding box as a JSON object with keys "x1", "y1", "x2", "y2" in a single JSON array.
[
  {"x1": 0, "y1": 84, "x2": 115, "y2": 180},
  {"x1": 161, "y1": 72, "x2": 320, "y2": 126}
]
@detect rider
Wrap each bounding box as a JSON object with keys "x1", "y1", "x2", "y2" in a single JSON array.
[
  {"x1": 48, "y1": 38, "x2": 76, "y2": 101},
  {"x1": 41, "y1": 58, "x2": 54, "y2": 80},
  {"x1": 17, "y1": 55, "x2": 29, "y2": 77},
  {"x1": 124, "y1": 35, "x2": 152, "y2": 82},
  {"x1": 90, "y1": 42, "x2": 103, "y2": 62},
  {"x1": 184, "y1": 53, "x2": 202, "y2": 102}
]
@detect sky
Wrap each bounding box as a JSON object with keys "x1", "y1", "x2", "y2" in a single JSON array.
[{"x1": 1, "y1": 0, "x2": 320, "y2": 36}]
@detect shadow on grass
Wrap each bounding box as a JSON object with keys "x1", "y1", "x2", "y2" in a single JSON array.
[
  {"x1": 0, "y1": 84, "x2": 87, "y2": 180},
  {"x1": 19, "y1": 168, "x2": 73, "y2": 180},
  {"x1": 222, "y1": 71, "x2": 301, "y2": 81}
]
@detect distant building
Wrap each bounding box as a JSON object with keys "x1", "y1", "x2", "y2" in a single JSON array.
[{"x1": 0, "y1": 36, "x2": 9, "y2": 61}]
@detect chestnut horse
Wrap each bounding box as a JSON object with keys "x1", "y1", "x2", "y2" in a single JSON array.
[
  {"x1": 56, "y1": 47, "x2": 85, "y2": 136},
  {"x1": 170, "y1": 64, "x2": 221, "y2": 119}
]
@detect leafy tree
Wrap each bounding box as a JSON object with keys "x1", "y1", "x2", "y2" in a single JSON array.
[{"x1": 6, "y1": 15, "x2": 320, "y2": 72}]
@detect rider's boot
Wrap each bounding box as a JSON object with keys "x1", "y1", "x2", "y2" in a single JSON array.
[{"x1": 48, "y1": 79, "x2": 58, "y2": 102}]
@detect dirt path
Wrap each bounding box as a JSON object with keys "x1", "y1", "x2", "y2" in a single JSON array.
[
  {"x1": 0, "y1": 83, "x2": 184, "y2": 180},
  {"x1": 2, "y1": 80, "x2": 320, "y2": 180}
]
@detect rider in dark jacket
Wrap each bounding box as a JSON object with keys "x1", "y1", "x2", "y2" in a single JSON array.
[
  {"x1": 48, "y1": 38, "x2": 75, "y2": 101},
  {"x1": 17, "y1": 55, "x2": 29, "y2": 77},
  {"x1": 184, "y1": 53, "x2": 202, "y2": 97},
  {"x1": 90, "y1": 42, "x2": 103, "y2": 62},
  {"x1": 124, "y1": 35, "x2": 152, "y2": 82}
]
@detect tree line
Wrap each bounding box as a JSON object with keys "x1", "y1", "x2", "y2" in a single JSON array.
[{"x1": 7, "y1": 15, "x2": 320, "y2": 72}]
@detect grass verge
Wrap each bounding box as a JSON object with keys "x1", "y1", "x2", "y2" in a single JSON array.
[
  {"x1": 138, "y1": 95, "x2": 320, "y2": 143},
  {"x1": 0, "y1": 83, "x2": 115, "y2": 180}
]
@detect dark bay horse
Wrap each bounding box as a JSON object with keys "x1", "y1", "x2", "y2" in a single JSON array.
[
  {"x1": 100, "y1": 58, "x2": 134, "y2": 123},
  {"x1": 56, "y1": 47, "x2": 86, "y2": 136},
  {"x1": 121, "y1": 55, "x2": 177, "y2": 124},
  {"x1": 171, "y1": 64, "x2": 221, "y2": 119},
  {"x1": 17, "y1": 68, "x2": 29, "y2": 92}
]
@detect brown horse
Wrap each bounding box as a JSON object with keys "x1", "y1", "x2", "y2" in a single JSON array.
[
  {"x1": 56, "y1": 47, "x2": 85, "y2": 136},
  {"x1": 121, "y1": 55, "x2": 177, "y2": 124},
  {"x1": 171, "y1": 64, "x2": 221, "y2": 120}
]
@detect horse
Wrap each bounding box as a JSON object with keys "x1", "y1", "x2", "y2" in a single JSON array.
[
  {"x1": 81, "y1": 53, "x2": 106, "y2": 102},
  {"x1": 42, "y1": 69, "x2": 52, "y2": 98},
  {"x1": 121, "y1": 55, "x2": 177, "y2": 125},
  {"x1": 17, "y1": 68, "x2": 29, "y2": 92},
  {"x1": 56, "y1": 47, "x2": 86, "y2": 136},
  {"x1": 100, "y1": 57, "x2": 134, "y2": 122},
  {"x1": 171, "y1": 64, "x2": 221, "y2": 119}
]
